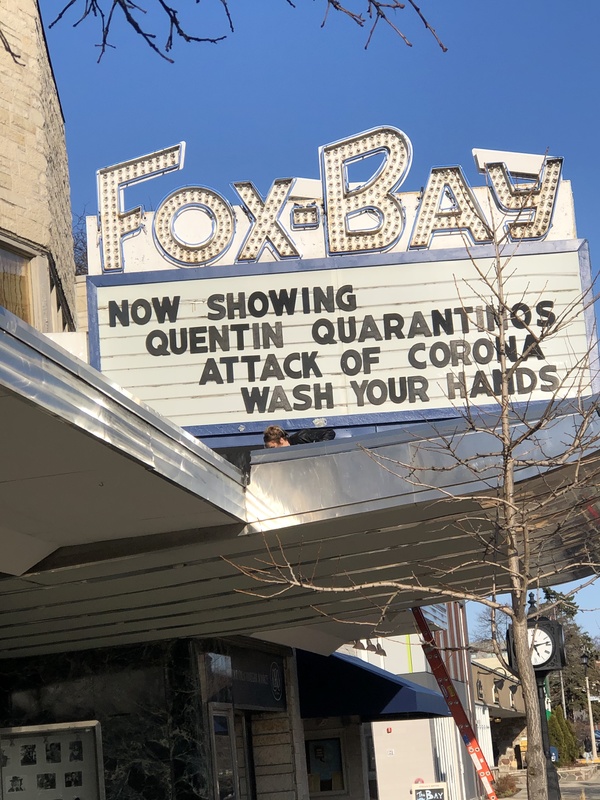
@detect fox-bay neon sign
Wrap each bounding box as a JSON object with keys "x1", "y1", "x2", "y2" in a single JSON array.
[{"x1": 97, "y1": 126, "x2": 563, "y2": 272}]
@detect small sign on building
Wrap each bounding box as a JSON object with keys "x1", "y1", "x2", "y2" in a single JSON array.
[{"x1": 413, "y1": 782, "x2": 447, "y2": 800}]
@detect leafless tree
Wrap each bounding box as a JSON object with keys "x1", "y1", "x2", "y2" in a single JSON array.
[
  {"x1": 47, "y1": 0, "x2": 446, "y2": 62},
  {"x1": 73, "y1": 211, "x2": 89, "y2": 275},
  {"x1": 227, "y1": 164, "x2": 600, "y2": 800}
]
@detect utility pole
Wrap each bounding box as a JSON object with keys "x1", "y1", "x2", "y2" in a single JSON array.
[
  {"x1": 559, "y1": 671, "x2": 567, "y2": 717},
  {"x1": 581, "y1": 652, "x2": 598, "y2": 761}
]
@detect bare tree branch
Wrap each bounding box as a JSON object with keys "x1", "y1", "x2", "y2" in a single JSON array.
[{"x1": 48, "y1": 0, "x2": 447, "y2": 60}]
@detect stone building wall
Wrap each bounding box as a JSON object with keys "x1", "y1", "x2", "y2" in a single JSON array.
[
  {"x1": 0, "y1": 0, "x2": 75, "y2": 329},
  {"x1": 0, "y1": 641, "x2": 211, "y2": 800}
]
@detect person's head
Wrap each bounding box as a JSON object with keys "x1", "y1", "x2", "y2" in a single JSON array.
[{"x1": 263, "y1": 425, "x2": 290, "y2": 448}]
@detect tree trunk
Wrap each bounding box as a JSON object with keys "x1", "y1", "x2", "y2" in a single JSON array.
[{"x1": 513, "y1": 614, "x2": 548, "y2": 800}]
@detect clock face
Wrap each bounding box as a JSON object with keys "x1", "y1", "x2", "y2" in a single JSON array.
[{"x1": 528, "y1": 627, "x2": 554, "y2": 666}]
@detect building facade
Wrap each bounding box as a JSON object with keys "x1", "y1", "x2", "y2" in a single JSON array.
[
  {"x1": 346, "y1": 604, "x2": 480, "y2": 800},
  {"x1": 0, "y1": 13, "x2": 452, "y2": 800},
  {"x1": 0, "y1": 0, "x2": 75, "y2": 332},
  {"x1": 471, "y1": 651, "x2": 526, "y2": 772},
  {"x1": 1, "y1": 8, "x2": 597, "y2": 800}
]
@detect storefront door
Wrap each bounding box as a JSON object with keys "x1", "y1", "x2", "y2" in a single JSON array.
[{"x1": 210, "y1": 705, "x2": 239, "y2": 800}]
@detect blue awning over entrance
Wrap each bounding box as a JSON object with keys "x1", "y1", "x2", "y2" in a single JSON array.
[{"x1": 296, "y1": 649, "x2": 450, "y2": 721}]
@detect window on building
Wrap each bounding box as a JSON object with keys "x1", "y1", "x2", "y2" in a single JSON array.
[{"x1": 0, "y1": 247, "x2": 32, "y2": 324}]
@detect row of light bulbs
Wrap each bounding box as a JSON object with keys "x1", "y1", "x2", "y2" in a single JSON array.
[{"x1": 353, "y1": 639, "x2": 387, "y2": 656}]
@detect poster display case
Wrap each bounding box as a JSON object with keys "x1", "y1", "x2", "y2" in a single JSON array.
[
  {"x1": 0, "y1": 722, "x2": 105, "y2": 800},
  {"x1": 305, "y1": 737, "x2": 345, "y2": 794}
]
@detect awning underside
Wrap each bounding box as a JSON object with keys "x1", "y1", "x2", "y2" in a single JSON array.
[{"x1": 296, "y1": 649, "x2": 450, "y2": 721}]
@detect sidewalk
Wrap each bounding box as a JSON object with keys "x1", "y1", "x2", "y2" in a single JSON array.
[{"x1": 508, "y1": 764, "x2": 600, "y2": 799}]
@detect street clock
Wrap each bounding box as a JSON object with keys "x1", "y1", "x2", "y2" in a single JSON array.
[
  {"x1": 528, "y1": 626, "x2": 555, "y2": 668},
  {"x1": 507, "y1": 617, "x2": 566, "y2": 674}
]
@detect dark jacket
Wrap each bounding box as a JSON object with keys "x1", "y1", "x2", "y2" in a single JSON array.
[{"x1": 288, "y1": 428, "x2": 335, "y2": 445}]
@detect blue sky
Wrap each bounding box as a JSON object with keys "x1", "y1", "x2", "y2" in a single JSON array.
[{"x1": 42, "y1": 0, "x2": 600, "y2": 637}]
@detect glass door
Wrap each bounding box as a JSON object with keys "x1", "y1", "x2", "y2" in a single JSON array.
[{"x1": 209, "y1": 705, "x2": 239, "y2": 800}]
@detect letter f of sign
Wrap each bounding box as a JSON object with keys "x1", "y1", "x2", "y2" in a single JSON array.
[{"x1": 97, "y1": 143, "x2": 185, "y2": 272}]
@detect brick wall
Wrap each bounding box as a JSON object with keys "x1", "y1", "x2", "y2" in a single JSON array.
[
  {"x1": 0, "y1": 0, "x2": 75, "y2": 327},
  {"x1": 252, "y1": 712, "x2": 304, "y2": 800}
]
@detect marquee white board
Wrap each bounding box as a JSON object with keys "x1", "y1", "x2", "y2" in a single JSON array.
[{"x1": 88, "y1": 241, "x2": 597, "y2": 436}]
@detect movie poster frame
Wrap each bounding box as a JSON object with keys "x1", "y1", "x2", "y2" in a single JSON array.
[{"x1": 0, "y1": 721, "x2": 105, "y2": 800}]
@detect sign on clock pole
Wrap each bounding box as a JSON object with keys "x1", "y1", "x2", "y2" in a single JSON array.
[{"x1": 585, "y1": 674, "x2": 598, "y2": 760}]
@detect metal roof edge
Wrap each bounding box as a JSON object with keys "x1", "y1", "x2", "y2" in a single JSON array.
[{"x1": 0, "y1": 305, "x2": 247, "y2": 520}]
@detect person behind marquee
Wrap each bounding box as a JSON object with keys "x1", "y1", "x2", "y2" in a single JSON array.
[{"x1": 263, "y1": 425, "x2": 335, "y2": 448}]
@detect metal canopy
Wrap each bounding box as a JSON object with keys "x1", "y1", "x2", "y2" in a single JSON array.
[
  {"x1": 0, "y1": 307, "x2": 246, "y2": 569},
  {"x1": 0, "y1": 308, "x2": 599, "y2": 660}
]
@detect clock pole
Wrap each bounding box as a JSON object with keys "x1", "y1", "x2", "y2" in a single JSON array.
[
  {"x1": 527, "y1": 594, "x2": 562, "y2": 800},
  {"x1": 535, "y1": 673, "x2": 561, "y2": 800}
]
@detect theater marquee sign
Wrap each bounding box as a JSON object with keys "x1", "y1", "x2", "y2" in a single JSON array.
[{"x1": 87, "y1": 126, "x2": 597, "y2": 438}]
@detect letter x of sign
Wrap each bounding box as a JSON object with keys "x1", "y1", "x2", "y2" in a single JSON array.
[{"x1": 233, "y1": 179, "x2": 300, "y2": 261}]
